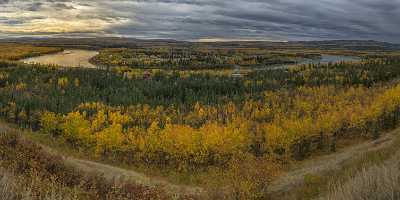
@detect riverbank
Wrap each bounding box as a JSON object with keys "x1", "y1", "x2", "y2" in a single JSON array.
[{"x1": 21, "y1": 49, "x2": 99, "y2": 68}]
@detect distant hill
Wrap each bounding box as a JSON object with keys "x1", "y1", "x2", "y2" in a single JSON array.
[
  {"x1": 0, "y1": 37, "x2": 188, "y2": 49},
  {"x1": 1, "y1": 37, "x2": 399, "y2": 51},
  {"x1": 292, "y1": 40, "x2": 400, "y2": 51}
]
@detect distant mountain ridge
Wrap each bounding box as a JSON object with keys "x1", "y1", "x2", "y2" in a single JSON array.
[
  {"x1": 1, "y1": 37, "x2": 399, "y2": 51},
  {"x1": 292, "y1": 40, "x2": 400, "y2": 51}
]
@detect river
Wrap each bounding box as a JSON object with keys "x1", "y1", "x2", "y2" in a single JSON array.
[
  {"x1": 21, "y1": 49, "x2": 99, "y2": 68},
  {"x1": 301, "y1": 54, "x2": 361, "y2": 65},
  {"x1": 263, "y1": 54, "x2": 361, "y2": 70},
  {"x1": 21, "y1": 50, "x2": 361, "y2": 70}
]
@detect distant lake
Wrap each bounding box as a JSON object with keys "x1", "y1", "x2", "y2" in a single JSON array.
[
  {"x1": 264, "y1": 54, "x2": 361, "y2": 70},
  {"x1": 21, "y1": 49, "x2": 99, "y2": 68},
  {"x1": 301, "y1": 54, "x2": 361, "y2": 65}
]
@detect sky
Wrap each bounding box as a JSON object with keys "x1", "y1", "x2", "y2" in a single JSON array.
[{"x1": 0, "y1": 0, "x2": 399, "y2": 43}]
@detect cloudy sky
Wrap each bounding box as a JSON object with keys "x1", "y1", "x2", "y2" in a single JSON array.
[{"x1": 0, "y1": 0, "x2": 399, "y2": 42}]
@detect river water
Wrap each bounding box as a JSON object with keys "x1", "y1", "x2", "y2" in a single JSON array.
[
  {"x1": 264, "y1": 54, "x2": 361, "y2": 70},
  {"x1": 21, "y1": 49, "x2": 99, "y2": 68},
  {"x1": 301, "y1": 54, "x2": 361, "y2": 65}
]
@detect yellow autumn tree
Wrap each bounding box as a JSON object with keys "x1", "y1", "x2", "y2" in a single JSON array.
[
  {"x1": 40, "y1": 111, "x2": 60, "y2": 135},
  {"x1": 95, "y1": 123, "x2": 125, "y2": 158},
  {"x1": 62, "y1": 111, "x2": 93, "y2": 147}
]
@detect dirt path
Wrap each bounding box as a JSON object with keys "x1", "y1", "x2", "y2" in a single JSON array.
[
  {"x1": 65, "y1": 157, "x2": 203, "y2": 196},
  {"x1": 2, "y1": 121, "x2": 398, "y2": 198},
  {"x1": 0, "y1": 122, "x2": 203, "y2": 197},
  {"x1": 268, "y1": 128, "x2": 399, "y2": 194}
]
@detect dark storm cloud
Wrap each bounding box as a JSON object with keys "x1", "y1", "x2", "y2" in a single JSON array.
[
  {"x1": 0, "y1": 0, "x2": 400, "y2": 42},
  {"x1": 101, "y1": 0, "x2": 400, "y2": 42}
]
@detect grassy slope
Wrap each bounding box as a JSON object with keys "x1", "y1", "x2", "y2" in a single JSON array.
[
  {"x1": 0, "y1": 122, "x2": 197, "y2": 200},
  {"x1": 271, "y1": 127, "x2": 400, "y2": 200},
  {"x1": 326, "y1": 152, "x2": 400, "y2": 200}
]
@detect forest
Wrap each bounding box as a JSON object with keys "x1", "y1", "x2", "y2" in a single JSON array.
[
  {"x1": 90, "y1": 47, "x2": 321, "y2": 70},
  {"x1": 1, "y1": 55, "x2": 400, "y2": 168}
]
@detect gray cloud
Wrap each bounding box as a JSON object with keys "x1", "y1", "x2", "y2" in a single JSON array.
[{"x1": 0, "y1": 0, "x2": 399, "y2": 42}]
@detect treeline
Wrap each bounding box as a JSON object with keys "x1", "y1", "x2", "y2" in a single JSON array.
[
  {"x1": 37, "y1": 84, "x2": 400, "y2": 168},
  {"x1": 1, "y1": 56, "x2": 400, "y2": 169},
  {"x1": 90, "y1": 48, "x2": 319, "y2": 70}
]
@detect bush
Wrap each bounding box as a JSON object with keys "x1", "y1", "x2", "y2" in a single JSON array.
[{"x1": 205, "y1": 156, "x2": 280, "y2": 200}]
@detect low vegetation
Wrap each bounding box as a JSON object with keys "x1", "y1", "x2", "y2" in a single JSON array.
[
  {"x1": 0, "y1": 130, "x2": 195, "y2": 200},
  {"x1": 0, "y1": 43, "x2": 62, "y2": 61},
  {"x1": 325, "y1": 126, "x2": 400, "y2": 200},
  {"x1": 328, "y1": 161, "x2": 400, "y2": 200},
  {"x1": 0, "y1": 168, "x2": 81, "y2": 200}
]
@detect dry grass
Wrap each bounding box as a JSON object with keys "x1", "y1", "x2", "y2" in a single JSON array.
[
  {"x1": 267, "y1": 128, "x2": 400, "y2": 200},
  {"x1": 325, "y1": 129, "x2": 400, "y2": 200},
  {"x1": 268, "y1": 130, "x2": 396, "y2": 197},
  {"x1": 0, "y1": 168, "x2": 79, "y2": 200},
  {"x1": 0, "y1": 170, "x2": 17, "y2": 200},
  {"x1": 327, "y1": 155, "x2": 400, "y2": 200},
  {"x1": 0, "y1": 130, "x2": 187, "y2": 200}
]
